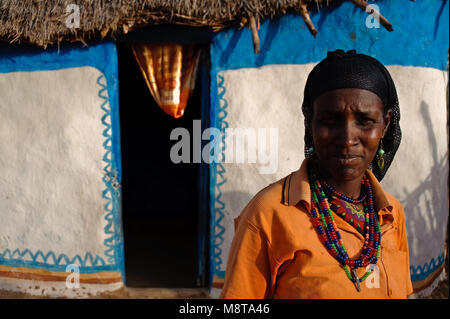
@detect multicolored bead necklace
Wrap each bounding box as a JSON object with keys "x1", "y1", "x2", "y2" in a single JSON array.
[
  {"x1": 308, "y1": 166, "x2": 381, "y2": 292},
  {"x1": 328, "y1": 195, "x2": 366, "y2": 235}
]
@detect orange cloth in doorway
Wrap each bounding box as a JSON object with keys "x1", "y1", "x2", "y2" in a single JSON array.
[
  {"x1": 220, "y1": 159, "x2": 413, "y2": 299},
  {"x1": 132, "y1": 43, "x2": 200, "y2": 119}
]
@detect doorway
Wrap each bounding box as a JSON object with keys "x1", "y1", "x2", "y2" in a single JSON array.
[{"x1": 117, "y1": 43, "x2": 207, "y2": 288}]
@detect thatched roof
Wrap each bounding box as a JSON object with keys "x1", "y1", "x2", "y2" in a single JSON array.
[{"x1": 0, "y1": 0, "x2": 391, "y2": 48}]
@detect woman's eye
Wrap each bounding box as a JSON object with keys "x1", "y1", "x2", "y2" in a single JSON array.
[{"x1": 357, "y1": 118, "x2": 376, "y2": 126}]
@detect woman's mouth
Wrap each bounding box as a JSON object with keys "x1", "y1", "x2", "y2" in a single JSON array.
[{"x1": 332, "y1": 155, "x2": 361, "y2": 165}]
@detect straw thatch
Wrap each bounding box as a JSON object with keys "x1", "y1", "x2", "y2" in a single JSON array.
[{"x1": 0, "y1": 0, "x2": 389, "y2": 48}]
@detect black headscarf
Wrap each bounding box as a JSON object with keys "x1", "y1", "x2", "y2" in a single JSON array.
[{"x1": 302, "y1": 49, "x2": 401, "y2": 181}]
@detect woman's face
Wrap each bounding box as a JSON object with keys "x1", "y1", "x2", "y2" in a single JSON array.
[{"x1": 310, "y1": 88, "x2": 391, "y2": 182}]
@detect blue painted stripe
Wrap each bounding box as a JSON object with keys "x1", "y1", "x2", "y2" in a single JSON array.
[
  {"x1": 410, "y1": 253, "x2": 445, "y2": 282},
  {"x1": 208, "y1": 70, "x2": 219, "y2": 287},
  {"x1": 211, "y1": 1, "x2": 449, "y2": 72}
]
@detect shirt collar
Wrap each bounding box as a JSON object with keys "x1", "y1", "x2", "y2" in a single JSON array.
[{"x1": 284, "y1": 158, "x2": 393, "y2": 215}]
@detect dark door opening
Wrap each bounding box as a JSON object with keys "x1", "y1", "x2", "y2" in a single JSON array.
[{"x1": 118, "y1": 43, "x2": 205, "y2": 288}]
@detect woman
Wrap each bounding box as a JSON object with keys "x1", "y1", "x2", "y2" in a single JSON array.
[{"x1": 220, "y1": 49, "x2": 413, "y2": 299}]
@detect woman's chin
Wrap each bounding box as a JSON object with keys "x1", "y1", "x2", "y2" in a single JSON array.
[
  {"x1": 314, "y1": 158, "x2": 367, "y2": 181},
  {"x1": 331, "y1": 165, "x2": 364, "y2": 181}
]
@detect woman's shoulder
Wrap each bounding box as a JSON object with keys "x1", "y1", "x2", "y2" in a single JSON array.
[
  {"x1": 239, "y1": 178, "x2": 285, "y2": 220},
  {"x1": 383, "y1": 192, "x2": 406, "y2": 222},
  {"x1": 251, "y1": 177, "x2": 286, "y2": 207},
  {"x1": 236, "y1": 174, "x2": 307, "y2": 232},
  {"x1": 384, "y1": 192, "x2": 401, "y2": 206}
]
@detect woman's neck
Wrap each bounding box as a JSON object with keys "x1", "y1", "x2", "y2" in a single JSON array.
[
  {"x1": 314, "y1": 161, "x2": 364, "y2": 199},
  {"x1": 326, "y1": 178, "x2": 363, "y2": 199}
]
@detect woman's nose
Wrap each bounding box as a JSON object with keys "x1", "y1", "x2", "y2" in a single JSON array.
[{"x1": 336, "y1": 121, "x2": 358, "y2": 147}]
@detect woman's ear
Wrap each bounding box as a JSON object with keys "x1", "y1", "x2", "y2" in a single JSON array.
[{"x1": 382, "y1": 109, "x2": 392, "y2": 138}]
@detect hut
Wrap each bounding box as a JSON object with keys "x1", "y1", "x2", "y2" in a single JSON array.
[{"x1": 0, "y1": 0, "x2": 448, "y2": 298}]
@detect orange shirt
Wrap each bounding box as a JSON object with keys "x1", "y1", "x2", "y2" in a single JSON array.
[{"x1": 220, "y1": 159, "x2": 413, "y2": 299}]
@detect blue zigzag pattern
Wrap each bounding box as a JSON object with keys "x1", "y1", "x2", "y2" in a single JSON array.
[
  {"x1": 0, "y1": 249, "x2": 106, "y2": 269},
  {"x1": 410, "y1": 253, "x2": 445, "y2": 282},
  {"x1": 211, "y1": 74, "x2": 229, "y2": 278},
  {"x1": 0, "y1": 74, "x2": 120, "y2": 273},
  {"x1": 97, "y1": 74, "x2": 120, "y2": 265}
]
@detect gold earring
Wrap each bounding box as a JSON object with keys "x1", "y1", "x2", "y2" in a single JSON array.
[{"x1": 377, "y1": 140, "x2": 385, "y2": 170}]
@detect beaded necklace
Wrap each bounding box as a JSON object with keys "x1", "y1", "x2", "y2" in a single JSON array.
[
  {"x1": 322, "y1": 179, "x2": 367, "y2": 204},
  {"x1": 328, "y1": 195, "x2": 366, "y2": 235},
  {"x1": 322, "y1": 177, "x2": 367, "y2": 233},
  {"x1": 308, "y1": 166, "x2": 381, "y2": 291}
]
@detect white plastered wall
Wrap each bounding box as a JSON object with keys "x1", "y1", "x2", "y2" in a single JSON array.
[{"x1": 0, "y1": 66, "x2": 121, "y2": 296}]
